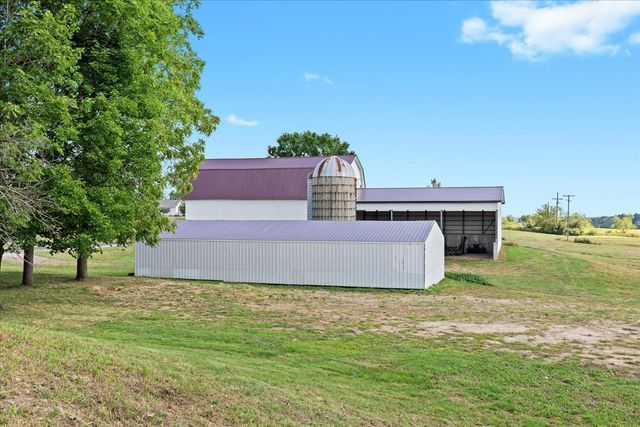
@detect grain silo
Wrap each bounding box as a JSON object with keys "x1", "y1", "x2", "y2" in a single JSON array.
[{"x1": 310, "y1": 156, "x2": 357, "y2": 220}]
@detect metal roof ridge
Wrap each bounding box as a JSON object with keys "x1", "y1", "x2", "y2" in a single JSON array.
[
  {"x1": 199, "y1": 166, "x2": 319, "y2": 171},
  {"x1": 201, "y1": 155, "x2": 356, "y2": 161}
]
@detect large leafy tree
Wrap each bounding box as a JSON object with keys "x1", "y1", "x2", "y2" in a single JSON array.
[
  {"x1": 40, "y1": 0, "x2": 218, "y2": 279},
  {"x1": 267, "y1": 131, "x2": 355, "y2": 157},
  {"x1": 0, "y1": 1, "x2": 80, "y2": 281},
  {"x1": 0, "y1": 130, "x2": 47, "y2": 273}
]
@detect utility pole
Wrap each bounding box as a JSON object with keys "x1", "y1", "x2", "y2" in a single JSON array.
[
  {"x1": 563, "y1": 194, "x2": 575, "y2": 241},
  {"x1": 552, "y1": 192, "x2": 563, "y2": 225}
]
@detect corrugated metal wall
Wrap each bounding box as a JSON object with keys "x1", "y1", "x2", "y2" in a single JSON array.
[
  {"x1": 135, "y1": 239, "x2": 428, "y2": 290},
  {"x1": 425, "y1": 228, "x2": 445, "y2": 286}
]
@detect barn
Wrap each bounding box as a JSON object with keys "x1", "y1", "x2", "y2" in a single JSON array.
[
  {"x1": 183, "y1": 155, "x2": 505, "y2": 259},
  {"x1": 135, "y1": 220, "x2": 444, "y2": 290},
  {"x1": 184, "y1": 156, "x2": 365, "y2": 220},
  {"x1": 357, "y1": 186, "x2": 505, "y2": 258}
]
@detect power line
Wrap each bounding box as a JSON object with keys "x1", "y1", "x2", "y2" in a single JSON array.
[
  {"x1": 552, "y1": 192, "x2": 564, "y2": 225},
  {"x1": 563, "y1": 194, "x2": 575, "y2": 241}
]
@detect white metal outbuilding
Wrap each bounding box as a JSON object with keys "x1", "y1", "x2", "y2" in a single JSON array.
[{"x1": 135, "y1": 220, "x2": 444, "y2": 290}]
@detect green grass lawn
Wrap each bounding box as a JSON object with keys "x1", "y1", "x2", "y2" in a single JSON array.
[{"x1": 1, "y1": 230, "x2": 639, "y2": 425}]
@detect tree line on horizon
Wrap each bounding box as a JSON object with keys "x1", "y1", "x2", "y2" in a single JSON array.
[
  {"x1": 503, "y1": 205, "x2": 637, "y2": 236},
  {"x1": 591, "y1": 213, "x2": 640, "y2": 229},
  {"x1": 0, "y1": 0, "x2": 218, "y2": 284}
]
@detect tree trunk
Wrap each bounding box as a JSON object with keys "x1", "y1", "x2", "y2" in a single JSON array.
[
  {"x1": 22, "y1": 245, "x2": 34, "y2": 286},
  {"x1": 0, "y1": 242, "x2": 5, "y2": 272},
  {"x1": 76, "y1": 254, "x2": 88, "y2": 281}
]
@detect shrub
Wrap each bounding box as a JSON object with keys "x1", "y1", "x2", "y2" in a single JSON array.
[
  {"x1": 445, "y1": 272, "x2": 491, "y2": 286},
  {"x1": 502, "y1": 215, "x2": 521, "y2": 230},
  {"x1": 564, "y1": 214, "x2": 593, "y2": 236},
  {"x1": 574, "y1": 237, "x2": 595, "y2": 245}
]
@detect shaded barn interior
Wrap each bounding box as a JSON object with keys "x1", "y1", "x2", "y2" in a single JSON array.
[{"x1": 357, "y1": 210, "x2": 496, "y2": 256}]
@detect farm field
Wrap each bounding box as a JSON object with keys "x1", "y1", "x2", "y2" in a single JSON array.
[
  {"x1": 589, "y1": 227, "x2": 640, "y2": 238},
  {"x1": 0, "y1": 230, "x2": 639, "y2": 425}
]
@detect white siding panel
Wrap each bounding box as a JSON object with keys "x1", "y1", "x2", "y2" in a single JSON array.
[
  {"x1": 495, "y1": 202, "x2": 502, "y2": 259},
  {"x1": 424, "y1": 224, "x2": 445, "y2": 287},
  {"x1": 135, "y1": 239, "x2": 428, "y2": 290},
  {"x1": 185, "y1": 200, "x2": 307, "y2": 220},
  {"x1": 356, "y1": 201, "x2": 500, "y2": 212}
]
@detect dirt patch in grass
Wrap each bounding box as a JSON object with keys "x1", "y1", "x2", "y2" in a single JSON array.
[
  {"x1": 371, "y1": 317, "x2": 640, "y2": 370},
  {"x1": 502, "y1": 322, "x2": 640, "y2": 369},
  {"x1": 376, "y1": 321, "x2": 529, "y2": 335},
  {"x1": 88, "y1": 279, "x2": 228, "y2": 320}
]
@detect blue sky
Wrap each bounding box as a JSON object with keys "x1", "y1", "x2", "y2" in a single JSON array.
[{"x1": 191, "y1": 1, "x2": 640, "y2": 216}]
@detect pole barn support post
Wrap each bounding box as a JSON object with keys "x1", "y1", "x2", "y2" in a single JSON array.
[
  {"x1": 443, "y1": 210, "x2": 446, "y2": 234},
  {"x1": 462, "y1": 210, "x2": 465, "y2": 235}
]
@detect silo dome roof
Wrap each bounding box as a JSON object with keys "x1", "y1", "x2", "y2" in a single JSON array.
[{"x1": 311, "y1": 156, "x2": 356, "y2": 178}]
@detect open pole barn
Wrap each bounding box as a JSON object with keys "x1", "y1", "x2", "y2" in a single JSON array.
[{"x1": 135, "y1": 220, "x2": 444, "y2": 290}]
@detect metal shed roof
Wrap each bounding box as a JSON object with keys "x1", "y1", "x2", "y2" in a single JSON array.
[
  {"x1": 161, "y1": 220, "x2": 436, "y2": 243},
  {"x1": 159, "y1": 199, "x2": 182, "y2": 209},
  {"x1": 357, "y1": 186, "x2": 505, "y2": 203}
]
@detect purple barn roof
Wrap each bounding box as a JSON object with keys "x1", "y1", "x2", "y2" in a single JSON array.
[
  {"x1": 185, "y1": 156, "x2": 357, "y2": 201},
  {"x1": 162, "y1": 220, "x2": 436, "y2": 242}
]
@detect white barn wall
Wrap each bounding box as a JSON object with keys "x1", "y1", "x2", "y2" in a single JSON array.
[
  {"x1": 356, "y1": 202, "x2": 501, "y2": 212},
  {"x1": 135, "y1": 239, "x2": 430, "y2": 290},
  {"x1": 494, "y1": 202, "x2": 503, "y2": 259},
  {"x1": 424, "y1": 225, "x2": 445, "y2": 287},
  {"x1": 185, "y1": 200, "x2": 307, "y2": 220}
]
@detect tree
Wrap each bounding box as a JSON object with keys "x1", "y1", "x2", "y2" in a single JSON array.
[
  {"x1": 523, "y1": 203, "x2": 563, "y2": 234},
  {"x1": 40, "y1": 0, "x2": 218, "y2": 280},
  {"x1": 502, "y1": 215, "x2": 520, "y2": 230},
  {"x1": 565, "y1": 213, "x2": 593, "y2": 236},
  {"x1": 519, "y1": 203, "x2": 592, "y2": 236},
  {"x1": 267, "y1": 131, "x2": 355, "y2": 157},
  {"x1": 429, "y1": 179, "x2": 442, "y2": 188},
  {"x1": 0, "y1": 1, "x2": 80, "y2": 281},
  {"x1": 0, "y1": 134, "x2": 49, "y2": 274},
  {"x1": 612, "y1": 214, "x2": 635, "y2": 232}
]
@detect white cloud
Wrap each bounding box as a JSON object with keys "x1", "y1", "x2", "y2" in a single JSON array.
[
  {"x1": 630, "y1": 32, "x2": 640, "y2": 44},
  {"x1": 460, "y1": 1, "x2": 640, "y2": 61},
  {"x1": 461, "y1": 17, "x2": 510, "y2": 44},
  {"x1": 303, "y1": 72, "x2": 333, "y2": 84},
  {"x1": 226, "y1": 114, "x2": 259, "y2": 127}
]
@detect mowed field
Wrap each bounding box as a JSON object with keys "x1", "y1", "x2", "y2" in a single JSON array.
[{"x1": 0, "y1": 230, "x2": 639, "y2": 425}]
